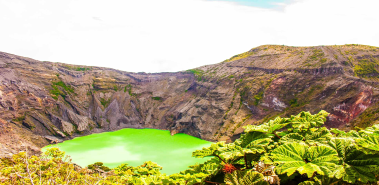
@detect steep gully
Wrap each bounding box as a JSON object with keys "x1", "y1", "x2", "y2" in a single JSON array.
[{"x1": 0, "y1": 45, "x2": 379, "y2": 157}]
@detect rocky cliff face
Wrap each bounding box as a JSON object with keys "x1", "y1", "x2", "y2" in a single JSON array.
[{"x1": 1, "y1": 44, "x2": 379, "y2": 157}]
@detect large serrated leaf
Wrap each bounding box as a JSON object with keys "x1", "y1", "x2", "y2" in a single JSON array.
[
  {"x1": 356, "y1": 135, "x2": 379, "y2": 152},
  {"x1": 192, "y1": 142, "x2": 226, "y2": 158},
  {"x1": 328, "y1": 138, "x2": 379, "y2": 184},
  {"x1": 243, "y1": 117, "x2": 289, "y2": 134},
  {"x1": 290, "y1": 110, "x2": 329, "y2": 133},
  {"x1": 271, "y1": 143, "x2": 338, "y2": 178},
  {"x1": 225, "y1": 170, "x2": 269, "y2": 185}
]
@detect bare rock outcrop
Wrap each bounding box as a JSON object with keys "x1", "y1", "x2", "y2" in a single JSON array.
[{"x1": 1, "y1": 44, "x2": 379, "y2": 156}]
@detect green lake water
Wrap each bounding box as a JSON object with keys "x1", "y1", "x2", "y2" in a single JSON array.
[{"x1": 43, "y1": 128, "x2": 213, "y2": 175}]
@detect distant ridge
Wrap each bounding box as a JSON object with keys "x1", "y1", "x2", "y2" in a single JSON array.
[{"x1": 0, "y1": 44, "x2": 379, "y2": 157}]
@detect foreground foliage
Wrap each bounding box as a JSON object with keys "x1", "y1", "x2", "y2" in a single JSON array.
[{"x1": 1, "y1": 111, "x2": 379, "y2": 184}]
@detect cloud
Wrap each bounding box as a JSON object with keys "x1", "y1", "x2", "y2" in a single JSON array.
[
  {"x1": 0, "y1": 0, "x2": 378, "y2": 73},
  {"x1": 92, "y1": 17, "x2": 102, "y2": 21}
]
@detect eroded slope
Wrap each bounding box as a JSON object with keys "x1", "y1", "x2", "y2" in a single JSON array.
[{"x1": 1, "y1": 44, "x2": 379, "y2": 157}]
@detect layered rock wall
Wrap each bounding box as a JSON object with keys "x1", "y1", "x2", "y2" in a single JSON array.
[{"x1": 1, "y1": 44, "x2": 379, "y2": 156}]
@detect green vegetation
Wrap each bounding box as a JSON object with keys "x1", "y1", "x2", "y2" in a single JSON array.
[
  {"x1": 100, "y1": 97, "x2": 111, "y2": 107},
  {"x1": 186, "y1": 69, "x2": 204, "y2": 81},
  {"x1": 114, "y1": 85, "x2": 119, "y2": 91},
  {"x1": 231, "y1": 114, "x2": 252, "y2": 134},
  {"x1": 253, "y1": 91, "x2": 264, "y2": 106},
  {"x1": 304, "y1": 49, "x2": 327, "y2": 67},
  {"x1": 50, "y1": 86, "x2": 63, "y2": 100},
  {"x1": 75, "y1": 67, "x2": 91, "y2": 71},
  {"x1": 2, "y1": 111, "x2": 379, "y2": 184},
  {"x1": 223, "y1": 51, "x2": 255, "y2": 63},
  {"x1": 353, "y1": 103, "x2": 379, "y2": 128},
  {"x1": 88, "y1": 162, "x2": 111, "y2": 172},
  {"x1": 307, "y1": 84, "x2": 323, "y2": 96},
  {"x1": 50, "y1": 80, "x2": 75, "y2": 100},
  {"x1": 92, "y1": 82, "x2": 96, "y2": 90},
  {"x1": 251, "y1": 76, "x2": 276, "y2": 107},
  {"x1": 62, "y1": 64, "x2": 92, "y2": 71},
  {"x1": 224, "y1": 92, "x2": 238, "y2": 119},
  {"x1": 12, "y1": 115, "x2": 25, "y2": 123},
  {"x1": 284, "y1": 82, "x2": 324, "y2": 110},
  {"x1": 124, "y1": 84, "x2": 136, "y2": 96},
  {"x1": 319, "y1": 58, "x2": 327, "y2": 63},
  {"x1": 308, "y1": 49, "x2": 324, "y2": 61},
  {"x1": 235, "y1": 87, "x2": 248, "y2": 115},
  {"x1": 345, "y1": 50, "x2": 358, "y2": 55},
  {"x1": 186, "y1": 69, "x2": 204, "y2": 76},
  {"x1": 152, "y1": 97, "x2": 162, "y2": 101},
  {"x1": 354, "y1": 59, "x2": 379, "y2": 77},
  {"x1": 191, "y1": 110, "x2": 379, "y2": 184},
  {"x1": 52, "y1": 81, "x2": 74, "y2": 93},
  {"x1": 348, "y1": 56, "x2": 354, "y2": 63},
  {"x1": 289, "y1": 98, "x2": 299, "y2": 107}
]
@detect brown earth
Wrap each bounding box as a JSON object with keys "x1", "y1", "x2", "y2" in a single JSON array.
[{"x1": 1, "y1": 44, "x2": 379, "y2": 156}]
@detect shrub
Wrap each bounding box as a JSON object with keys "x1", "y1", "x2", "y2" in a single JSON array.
[
  {"x1": 254, "y1": 91, "x2": 264, "y2": 106},
  {"x1": 152, "y1": 97, "x2": 162, "y2": 101},
  {"x1": 354, "y1": 59, "x2": 379, "y2": 77},
  {"x1": 223, "y1": 51, "x2": 255, "y2": 63},
  {"x1": 2, "y1": 111, "x2": 379, "y2": 184},
  {"x1": 100, "y1": 97, "x2": 111, "y2": 107}
]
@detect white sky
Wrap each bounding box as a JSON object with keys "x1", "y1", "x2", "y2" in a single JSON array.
[{"x1": 0, "y1": 0, "x2": 378, "y2": 73}]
